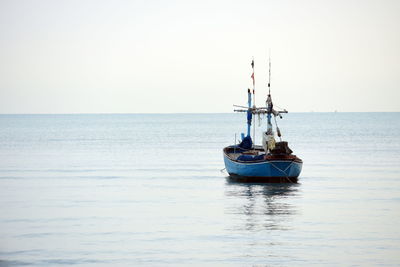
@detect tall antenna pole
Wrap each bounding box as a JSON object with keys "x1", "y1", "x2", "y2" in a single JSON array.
[
  {"x1": 268, "y1": 50, "x2": 271, "y2": 95},
  {"x1": 251, "y1": 58, "x2": 256, "y2": 147},
  {"x1": 251, "y1": 57, "x2": 255, "y2": 102},
  {"x1": 266, "y1": 51, "x2": 273, "y2": 143}
]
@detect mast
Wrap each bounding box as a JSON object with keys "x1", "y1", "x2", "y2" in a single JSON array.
[
  {"x1": 266, "y1": 54, "x2": 284, "y2": 143},
  {"x1": 268, "y1": 52, "x2": 271, "y2": 95},
  {"x1": 266, "y1": 55, "x2": 273, "y2": 136},
  {"x1": 233, "y1": 57, "x2": 287, "y2": 150},
  {"x1": 246, "y1": 88, "x2": 252, "y2": 137},
  {"x1": 251, "y1": 58, "x2": 256, "y2": 147}
]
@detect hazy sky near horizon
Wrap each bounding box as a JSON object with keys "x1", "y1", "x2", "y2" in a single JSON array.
[{"x1": 0, "y1": 0, "x2": 399, "y2": 113}]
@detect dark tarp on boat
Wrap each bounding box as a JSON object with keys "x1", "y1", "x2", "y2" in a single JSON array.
[
  {"x1": 237, "y1": 154, "x2": 265, "y2": 161},
  {"x1": 238, "y1": 136, "x2": 252, "y2": 150}
]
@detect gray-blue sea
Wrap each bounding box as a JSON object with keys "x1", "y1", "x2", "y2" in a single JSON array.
[{"x1": 0, "y1": 113, "x2": 399, "y2": 266}]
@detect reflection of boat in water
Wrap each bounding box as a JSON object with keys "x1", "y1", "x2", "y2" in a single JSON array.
[
  {"x1": 226, "y1": 180, "x2": 299, "y2": 200},
  {"x1": 223, "y1": 58, "x2": 302, "y2": 183},
  {"x1": 225, "y1": 182, "x2": 299, "y2": 231}
]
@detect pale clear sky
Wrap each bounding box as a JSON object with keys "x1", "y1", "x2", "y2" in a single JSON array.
[{"x1": 0, "y1": 0, "x2": 399, "y2": 113}]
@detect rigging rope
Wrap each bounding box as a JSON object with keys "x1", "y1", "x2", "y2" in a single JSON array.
[{"x1": 269, "y1": 161, "x2": 296, "y2": 183}]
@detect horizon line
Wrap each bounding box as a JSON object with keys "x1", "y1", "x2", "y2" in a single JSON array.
[{"x1": 0, "y1": 111, "x2": 399, "y2": 115}]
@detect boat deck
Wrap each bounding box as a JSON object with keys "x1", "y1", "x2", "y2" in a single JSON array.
[{"x1": 223, "y1": 145, "x2": 302, "y2": 163}]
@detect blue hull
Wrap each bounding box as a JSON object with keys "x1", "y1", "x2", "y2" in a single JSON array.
[{"x1": 223, "y1": 152, "x2": 302, "y2": 183}]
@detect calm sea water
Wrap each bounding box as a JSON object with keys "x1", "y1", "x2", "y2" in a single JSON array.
[{"x1": 0, "y1": 113, "x2": 399, "y2": 266}]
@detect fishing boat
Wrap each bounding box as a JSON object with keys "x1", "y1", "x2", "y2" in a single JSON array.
[{"x1": 223, "y1": 58, "x2": 302, "y2": 183}]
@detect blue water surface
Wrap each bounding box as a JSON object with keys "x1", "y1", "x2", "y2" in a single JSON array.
[{"x1": 0, "y1": 113, "x2": 399, "y2": 266}]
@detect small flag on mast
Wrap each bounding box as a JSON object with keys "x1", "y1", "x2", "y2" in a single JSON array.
[{"x1": 251, "y1": 59, "x2": 255, "y2": 87}]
